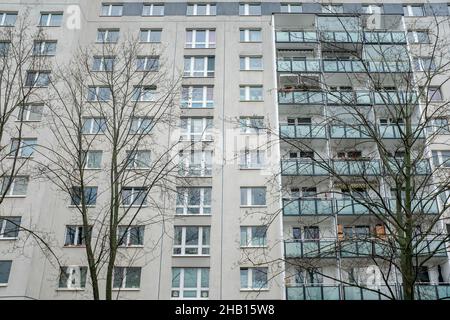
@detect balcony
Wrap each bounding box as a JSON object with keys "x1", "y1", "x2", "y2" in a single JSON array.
[
  {"x1": 284, "y1": 240, "x2": 336, "y2": 258},
  {"x1": 320, "y1": 31, "x2": 406, "y2": 44},
  {"x1": 373, "y1": 91, "x2": 417, "y2": 105},
  {"x1": 281, "y1": 160, "x2": 328, "y2": 176},
  {"x1": 330, "y1": 124, "x2": 370, "y2": 139},
  {"x1": 279, "y1": 124, "x2": 327, "y2": 139},
  {"x1": 323, "y1": 59, "x2": 366, "y2": 73},
  {"x1": 335, "y1": 198, "x2": 373, "y2": 215},
  {"x1": 388, "y1": 198, "x2": 439, "y2": 215},
  {"x1": 278, "y1": 91, "x2": 324, "y2": 105},
  {"x1": 379, "y1": 124, "x2": 425, "y2": 139},
  {"x1": 385, "y1": 159, "x2": 431, "y2": 175},
  {"x1": 286, "y1": 285, "x2": 340, "y2": 300},
  {"x1": 275, "y1": 31, "x2": 318, "y2": 43},
  {"x1": 277, "y1": 59, "x2": 321, "y2": 73},
  {"x1": 332, "y1": 159, "x2": 381, "y2": 176},
  {"x1": 415, "y1": 284, "x2": 450, "y2": 300},
  {"x1": 343, "y1": 285, "x2": 395, "y2": 300},
  {"x1": 414, "y1": 239, "x2": 448, "y2": 257},
  {"x1": 326, "y1": 91, "x2": 371, "y2": 105},
  {"x1": 339, "y1": 240, "x2": 391, "y2": 258},
  {"x1": 283, "y1": 198, "x2": 333, "y2": 216}
]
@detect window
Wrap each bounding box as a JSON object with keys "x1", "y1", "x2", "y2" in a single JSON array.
[
  {"x1": 173, "y1": 226, "x2": 210, "y2": 255},
  {"x1": 118, "y1": 226, "x2": 144, "y2": 246},
  {"x1": 172, "y1": 268, "x2": 209, "y2": 299},
  {"x1": 70, "y1": 187, "x2": 98, "y2": 206},
  {"x1": 132, "y1": 86, "x2": 156, "y2": 101},
  {"x1": 239, "y1": 3, "x2": 261, "y2": 16},
  {"x1": 113, "y1": 267, "x2": 141, "y2": 289},
  {"x1": 130, "y1": 117, "x2": 153, "y2": 134},
  {"x1": 179, "y1": 150, "x2": 213, "y2": 177},
  {"x1": 139, "y1": 29, "x2": 161, "y2": 43},
  {"x1": 0, "y1": 217, "x2": 21, "y2": 239},
  {"x1": 183, "y1": 56, "x2": 215, "y2": 77},
  {"x1": 240, "y1": 85, "x2": 263, "y2": 101},
  {"x1": 59, "y1": 266, "x2": 87, "y2": 289},
  {"x1": 25, "y1": 71, "x2": 50, "y2": 87},
  {"x1": 39, "y1": 12, "x2": 63, "y2": 26},
  {"x1": 0, "y1": 41, "x2": 10, "y2": 55},
  {"x1": 122, "y1": 187, "x2": 147, "y2": 206},
  {"x1": 92, "y1": 56, "x2": 115, "y2": 71},
  {"x1": 142, "y1": 3, "x2": 165, "y2": 16},
  {"x1": 429, "y1": 118, "x2": 450, "y2": 134},
  {"x1": 101, "y1": 3, "x2": 123, "y2": 16},
  {"x1": 240, "y1": 226, "x2": 266, "y2": 247},
  {"x1": 362, "y1": 4, "x2": 383, "y2": 14},
  {"x1": 0, "y1": 12, "x2": 17, "y2": 26},
  {"x1": 10, "y1": 138, "x2": 37, "y2": 157},
  {"x1": 136, "y1": 56, "x2": 159, "y2": 71},
  {"x1": 403, "y1": 5, "x2": 424, "y2": 17},
  {"x1": 0, "y1": 177, "x2": 28, "y2": 196},
  {"x1": 96, "y1": 29, "x2": 119, "y2": 43},
  {"x1": 280, "y1": 4, "x2": 302, "y2": 13},
  {"x1": 240, "y1": 29, "x2": 261, "y2": 42},
  {"x1": 186, "y1": 4, "x2": 216, "y2": 16},
  {"x1": 414, "y1": 57, "x2": 436, "y2": 71},
  {"x1": 181, "y1": 86, "x2": 214, "y2": 108},
  {"x1": 407, "y1": 30, "x2": 430, "y2": 44},
  {"x1": 82, "y1": 117, "x2": 107, "y2": 134},
  {"x1": 0, "y1": 261, "x2": 12, "y2": 284},
  {"x1": 240, "y1": 267, "x2": 268, "y2": 290},
  {"x1": 176, "y1": 187, "x2": 212, "y2": 215},
  {"x1": 240, "y1": 117, "x2": 264, "y2": 134},
  {"x1": 295, "y1": 267, "x2": 323, "y2": 285},
  {"x1": 240, "y1": 150, "x2": 265, "y2": 169},
  {"x1": 87, "y1": 86, "x2": 112, "y2": 101},
  {"x1": 180, "y1": 117, "x2": 213, "y2": 141},
  {"x1": 240, "y1": 56, "x2": 263, "y2": 71},
  {"x1": 321, "y1": 4, "x2": 343, "y2": 13},
  {"x1": 432, "y1": 150, "x2": 450, "y2": 168},
  {"x1": 240, "y1": 187, "x2": 266, "y2": 206},
  {"x1": 126, "y1": 150, "x2": 151, "y2": 168},
  {"x1": 64, "y1": 226, "x2": 90, "y2": 246},
  {"x1": 33, "y1": 41, "x2": 57, "y2": 56},
  {"x1": 186, "y1": 29, "x2": 216, "y2": 48},
  {"x1": 304, "y1": 226, "x2": 320, "y2": 240},
  {"x1": 425, "y1": 87, "x2": 443, "y2": 101},
  {"x1": 82, "y1": 150, "x2": 102, "y2": 169}
]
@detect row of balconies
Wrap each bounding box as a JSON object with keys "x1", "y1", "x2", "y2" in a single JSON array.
[
  {"x1": 283, "y1": 198, "x2": 439, "y2": 216},
  {"x1": 280, "y1": 159, "x2": 431, "y2": 176},
  {"x1": 275, "y1": 30, "x2": 407, "y2": 44},
  {"x1": 277, "y1": 90, "x2": 416, "y2": 105},
  {"x1": 286, "y1": 284, "x2": 450, "y2": 300},
  {"x1": 277, "y1": 59, "x2": 410, "y2": 73},
  {"x1": 284, "y1": 238, "x2": 447, "y2": 259},
  {"x1": 280, "y1": 124, "x2": 425, "y2": 140}
]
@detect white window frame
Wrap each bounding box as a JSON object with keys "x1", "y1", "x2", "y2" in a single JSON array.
[
  {"x1": 240, "y1": 117, "x2": 264, "y2": 134},
  {"x1": 39, "y1": 12, "x2": 63, "y2": 27},
  {"x1": 181, "y1": 86, "x2": 214, "y2": 108},
  {"x1": 173, "y1": 226, "x2": 210, "y2": 256},
  {"x1": 362, "y1": 4, "x2": 383, "y2": 14},
  {"x1": 126, "y1": 150, "x2": 151, "y2": 169},
  {"x1": 407, "y1": 30, "x2": 430, "y2": 44},
  {"x1": 240, "y1": 267, "x2": 268, "y2": 290},
  {"x1": 186, "y1": 29, "x2": 216, "y2": 48},
  {"x1": 139, "y1": 29, "x2": 162, "y2": 43},
  {"x1": 239, "y1": 3, "x2": 262, "y2": 16},
  {"x1": 171, "y1": 268, "x2": 209, "y2": 299},
  {"x1": 64, "y1": 225, "x2": 87, "y2": 246},
  {"x1": 240, "y1": 187, "x2": 266, "y2": 207},
  {"x1": 180, "y1": 117, "x2": 213, "y2": 141},
  {"x1": 25, "y1": 71, "x2": 50, "y2": 87},
  {"x1": 10, "y1": 138, "x2": 37, "y2": 158},
  {"x1": 176, "y1": 187, "x2": 212, "y2": 215},
  {"x1": 240, "y1": 149, "x2": 265, "y2": 169},
  {"x1": 186, "y1": 4, "x2": 216, "y2": 16},
  {"x1": 96, "y1": 29, "x2": 119, "y2": 43},
  {"x1": 113, "y1": 267, "x2": 141, "y2": 289},
  {"x1": 433, "y1": 150, "x2": 450, "y2": 168},
  {"x1": 0, "y1": 217, "x2": 21, "y2": 239},
  {"x1": 1, "y1": 176, "x2": 28, "y2": 197},
  {"x1": 240, "y1": 56, "x2": 263, "y2": 71},
  {"x1": 101, "y1": 3, "x2": 123, "y2": 16},
  {"x1": 121, "y1": 187, "x2": 148, "y2": 206},
  {"x1": 414, "y1": 57, "x2": 436, "y2": 71},
  {"x1": 87, "y1": 86, "x2": 112, "y2": 101},
  {"x1": 280, "y1": 4, "x2": 302, "y2": 13},
  {"x1": 130, "y1": 117, "x2": 153, "y2": 134},
  {"x1": 59, "y1": 266, "x2": 87, "y2": 289},
  {"x1": 117, "y1": 225, "x2": 145, "y2": 247},
  {"x1": 83, "y1": 150, "x2": 102, "y2": 169},
  {"x1": 0, "y1": 12, "x2": 17, "y2": 26},
  {"x1": 403, "y1": 5, "x2": 424, "y2": 17},
  {"x1": 82, "y1": 117, "x2": 107, "y2": 134},
  {"x1": 240, "y1": 226, "x2": 267, "y2": 247},
  {"x1": 240, "y1": 29, "x2": 262, "y2": 42},
  {"x1": 240, "y1": 85, "x2": 263, "y2": 101},
  {"x1": 179, "y1": 150, "x2": 213, "y2": 177},
  {"x1": 132, "y1": 86, "x2": 157, "y2": 102},
  {"x1": 142, "y1": 3, "x2": 165, "y2": 16},
  {"x1": 92, "y1": 56, "x2": 115, "y2": 71},
  {"x1": 183, "y1": 56, "x2": 215, "y2": 77},
  {"x1": 136, "y1": 56, "x2": 159, "y2": 71},
  {"x1": 33, "y1": 41, "x2": 57, "y2": 56}
]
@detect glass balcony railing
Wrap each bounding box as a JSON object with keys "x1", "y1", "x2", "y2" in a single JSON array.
[
  {"x1": 379, "y1": 124, "x2": 425, "y2": 139},
  {"x1": 335, "y1": 198, "x2": 372, "y2": 215},
  {"x1": 414, "y1": 239, "x2": 448, "y2": 257},
  {"x1": 287, "y1": 285, "x2": 341, "y2": 300},
  {"x1": 320, "y1": 31, "x2": 406, "y2": 44},
  {"x1": 280, "y1": 124, "x2": 327, "y2": 139},
  {"x1": 343, "y1": 285, "x2": 394, "y2": 300},
  {"x1": 385, "y1": 159, "x2": 431, "y2": 175},
  {"x1": 339, "y1": 240, "x2": 391, "y2": 258},
  {"x1": 373, "y1": 91, "x2": 417, "y2": 105},
  {"x1": 282, "y1": 198, "x2": 333, "y2": 216},
  {"x1": 276, "y1": 31, "x2": 318, "y2": 43},
  {"x1": 367, "y1": 61, "x2": 411, "y2": 73},
  {"x1": 278, "y1": 91, "x2": 324, "y2": 105},
  {"x1": 320, "y1": 31, "x2": 362, "y2": 43},
  {"x1": 388, "y1": 199, "x2": 439, "y2": 215},
  {"x1": 332, "y1": 159, "x2": 381, "y2": 176},
  {"x1": 323, "y1": 59, "x2": 366, "y2": 73},
  {"x1": 277, "y1": 59, "x2": 321, "y2": 72},
  {"x1": 330, "y1": 124, "x2": 370, "y2": 139},
  {"x1": 364, "y1": 31, "x2": 407, "y2": 44},
  {"x1": 326, "y1": 91, "x2": 371, "y2": 105},
  {"x1": 284, "y1": 240, "x2": 336, "y2": 258},
  {"x1": 415, "y1": 285, "x2": 450, "y2": 300},
  {"x1": 281, "y1": 160, "x2": 329, "y2": 176}
]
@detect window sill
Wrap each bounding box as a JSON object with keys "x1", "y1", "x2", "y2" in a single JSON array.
[
  {"x1": 184, "y1": 46, "x2": 216, "y2": 49},
  {"x1": 37, "y1": 25, "x2": 62, "y2": 28},
  {"x1": 14, "y1": 120, "x2": 42, "y2": 123},
  {"x1": 240, "y1": 288, "x2": 269, "y2": 292},
  {"x1": 172, "y1": 254, "x2": 210, "y2": 258},
  {"x1": 6, "y1": 156, "x2": 33, "y2": 159},
  {"x1": 240, "y1": 69, "x2": 264, "y2": 72},
  {"x1": 118, "y1": 245, "x2": 144, "y2": 248},
  {"x1": 239, "y1": 100, "x2": 264, "y2": 102},
  {"x1": 112, "y1": 288, "x2": 140, "y2": 291},
  {"x1": 240, "y1": 245, "x2": 268, "y2": 249},
  {"x1": 175, "y1": 214, "x2": 212, "y2": 217},
  {"x1": 68, "y1": 205, "x2": 96, "y2": 208},
  {"x1": 240, "y1": 205, "x2": 267, "y2": 208},
  {"x1": 0, "y1": 284, "x2": 8, "y2": 287},
  {"x1": 182, "y1": 76, "x2": 215, "y2": 79},
  {"x1": 84, "y1": 168, "x2": 101, "y2": 171},
  {"x1": 180, "y1": 107, "x2": 215, "y2": 109},
  {"x1": 119, "y1": 205, "x2": 148, "y2": 208},
  {"x1": 3, "y1": 195, "x2": 26, "y2": 198},
  {"x1": 0, "y1": 237, "x2": 19, "y2": 241},
  {"x1": 32, "y1": 54, "x2": 56, "y2": 57},
  {"x1": 239, "y1": 167, "x2": 265, "y2": 170},
  {"x1": 56, "y1": 288, "x2": 85, "y2": 291},
  {"x1": 63, "y1": 245, "x2": 85, "y2": 248}
]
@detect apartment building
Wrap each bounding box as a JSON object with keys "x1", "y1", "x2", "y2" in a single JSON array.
[{"x1": 0, "y1": 0, "x2": 449, "y2": 300}]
